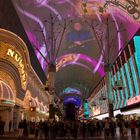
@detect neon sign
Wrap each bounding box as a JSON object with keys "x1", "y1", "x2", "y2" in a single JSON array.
[
  {"x1": 104, "y1": 0, "x2": 140, "y2": 21},
  {"x1": 7, "y1": 48, "x2": 26, "y2": 85},
  {"x1": 134, "y1": 36, "x2": 140, "y2": 79},
  {"x1": 127, "y1": 94, "x2": 140, "y2": 105}
]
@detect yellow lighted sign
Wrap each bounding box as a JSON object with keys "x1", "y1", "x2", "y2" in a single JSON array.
[
  {"x1": 56, "y1": 54, "x2": 77, "y2": 71},
  {"x1": 6, "y1": 48, "x2": 26, "y2": 85}
]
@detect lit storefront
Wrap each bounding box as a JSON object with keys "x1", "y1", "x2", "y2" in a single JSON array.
[
  {"x1": 23, "y1": 91, "x2": 49, "y2": 122},
  {"x1": 0, "y1": 28, "x2": 50, "y2": 132},
  {"x1": 88, "y1": 28, "x2": 140, "y2": 119}
]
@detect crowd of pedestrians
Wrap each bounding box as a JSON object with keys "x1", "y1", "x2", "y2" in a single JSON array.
[
  {"x1": 1, "y1": 116, "x2": 140, "y2": 139},
  {"x1": 16, "y1": 117, "x2": 140, "y2": 139}
]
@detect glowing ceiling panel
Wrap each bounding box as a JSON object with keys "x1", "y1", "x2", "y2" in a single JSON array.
[
  {"x1": 13, "y1": 0, "x2": 140, "y2": 71},
  {"x1": 63, "y1": 87, "x2": 81, "y2": 95},
  {"x1": 56, "y1": 53, "x2": 105, "y2": 76},
  {"x1": 12, "y1": 0, "x2": 140, "y2": 98},
  {"x1": 63, "y1": 96, "x2": 82, "y2": 106}
]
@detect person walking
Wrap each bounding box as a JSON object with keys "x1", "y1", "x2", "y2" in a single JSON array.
[
  {"x1": 104, "y1": 119, "x2": 110, "y2": 140},
  {"x1": 0, "y1": 117, "x2": 5, "y2": 135},
  {"x1": 9, "y1": 120, "x2": 12, "y2": 133},
  {"x1": 18, "y1": 120, "x2": 24, "y2": 138}
]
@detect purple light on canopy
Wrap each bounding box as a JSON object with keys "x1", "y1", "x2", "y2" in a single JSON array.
[
  {"x1": 63, "y1": 96, "x2": 82, "y2": 106},
  {"x1": 26, "y1": 32, "x2": 48, "y2": 69},
  {"x1": 16, "y1": 4, "x2": 47, "y2": 39},
  {"x1": 56, "y1": 53, "x2": 105, "y2": 77},
  {"x1": 34, "y1": 0, "x2": 62, "y2": 20}
]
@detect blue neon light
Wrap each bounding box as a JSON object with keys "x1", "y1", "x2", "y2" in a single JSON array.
[
  {"x1": 63, "y1": 96, "x2": 82, "y2": 106},
  {"x1": 133, "y1": 36, "x2": 140, "y2": 80},
  {"x1": 124, "y1": 63, "x2": 133, "y2": 98},
  {"x1": 116, "y1": 71, "x2": 124, "y2": 108},
  {"x1": 129, "y1": 58, "x2": 139, "y2": 96},
  {"x1": 120, "y1": 67, "x2": 128, "y2": 106}
]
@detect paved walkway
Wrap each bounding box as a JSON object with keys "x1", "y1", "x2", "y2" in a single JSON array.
[
  {"x1": 0, "y1": 136, "x2": 140, "y2": 140},
  {"x1": 0, "y1": 128, "x2": 140, "y2": 140}
]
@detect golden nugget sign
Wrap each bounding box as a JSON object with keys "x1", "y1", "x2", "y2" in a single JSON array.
[{"x1": 6, "y1": 48, "x2": 26, "y2": 85}]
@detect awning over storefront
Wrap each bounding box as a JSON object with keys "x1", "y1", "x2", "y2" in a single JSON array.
[{"x1": 0, "y1": 80, "x2": 15, "y2": 106}]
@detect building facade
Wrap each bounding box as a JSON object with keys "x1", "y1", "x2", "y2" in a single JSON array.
[
  {"x1": 0, "y1": 28, "x2": 50, "y2": 132},
  {"x1": 88, "y1": 29, "x2": 140, "y2": 118}
]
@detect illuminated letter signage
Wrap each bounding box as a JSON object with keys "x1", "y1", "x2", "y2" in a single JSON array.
[
  {"x1": 127, "y1": 94, "x2": 140, "y2": 106},
  {"x1": 7, "y1": 48, "x2": 26, "y2": 85}
]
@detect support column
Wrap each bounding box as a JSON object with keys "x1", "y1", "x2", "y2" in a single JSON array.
[
  {"x1": 47, "y1": 64, "x2": 56, "y2": 91},
  {"x1": 47, "y1": 64, "x2": 56, "y2": 120},
  {"x1": 104, "y1": 64, "x2": 114, "y2": 118},
  {"x1": 9, "y1": 108, "x2": 13, "y2": 132},
  {"x1": 13, "y1": 106, "x2": 21, "y2": 131}
]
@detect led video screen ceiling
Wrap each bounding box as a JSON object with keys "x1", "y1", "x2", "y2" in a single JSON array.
[
  {"x1": 12, "y1": 0, "x2": 140, "y2": 105},
  {"x1": 13, "y1": 0, "x2": 140, "y2": 71}
]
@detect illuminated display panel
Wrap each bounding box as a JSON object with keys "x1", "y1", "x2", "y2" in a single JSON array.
[
  {"x1": 63, "y1": 87, "x2": 81, "y2": 95},
  {"x1": 56, "y1": 53, "x2": 105, "y2": 76},
  {"x1": 12, "y1": 0, "x2": 140, "y2": 99},
  {"x1": 133, "y1": 36, "x2": 140, "y2": 79},
  {"x1": 84, "y1": 100, "x2": 89, "y2": 118},
  {"x1": 90, "y1": 85, "x2": 108, "y2": 115},
  {"x1": 129, "y1": 58, "x2": 139, "y2": 96},
  {"x1": 119, "y1": 67, "x2": 128, "y2": 107},
  {"x1": 63, "y1": 96, "x2": 82, "y2": 107},
  {"x1": 90, "y1": 33, "x2": 140, "y2": 116},
  {"x1": 12, "y1": 0, "x2": 140, "y2": 71}
]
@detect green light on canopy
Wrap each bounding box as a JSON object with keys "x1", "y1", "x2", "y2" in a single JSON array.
[{"x1": 133, "y1": 36, "x2": 140, "y2": 80}]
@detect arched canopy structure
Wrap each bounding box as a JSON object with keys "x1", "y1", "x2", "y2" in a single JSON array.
[{"x1": 12, "y1": 0, "x2": 140, "y2": 103}]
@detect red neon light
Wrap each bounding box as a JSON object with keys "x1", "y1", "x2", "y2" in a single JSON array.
[{"x1": 127, "y1": 95, "x2": 140, "y2": 106}]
